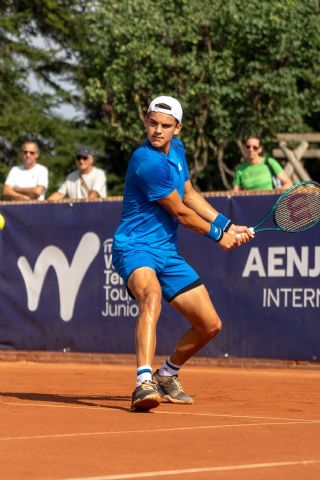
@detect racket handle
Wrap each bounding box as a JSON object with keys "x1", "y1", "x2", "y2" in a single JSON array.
[{"x1": 236, "y1": 227, "x2": 255, "y2": 238}]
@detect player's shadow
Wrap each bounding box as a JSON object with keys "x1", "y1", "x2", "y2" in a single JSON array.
[{"x1": 0, "y1": 392, "x2": 131, "y2": 412}]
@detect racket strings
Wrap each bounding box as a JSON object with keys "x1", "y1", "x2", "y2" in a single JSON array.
[{"x1": 274, "y1": 184, "x2": 320, "y2": 232}]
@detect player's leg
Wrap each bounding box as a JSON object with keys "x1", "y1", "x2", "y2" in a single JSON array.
[
  {"x1": 154, "y1": 285, "x2": 221, "y2": 404},
  {"x1": 128, "y1": 266, "x2": 162, "y2": 367},
  {"x1": 127, "y1": 266, "x2": 163, "y2": 411},
  {"x1": 169, "y1": 284, "x2": 222, "y2": 365}
]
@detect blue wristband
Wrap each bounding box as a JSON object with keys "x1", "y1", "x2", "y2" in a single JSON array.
[
  {"x1": 206, "y1": 223, "x2": 223, "y2": 242},
  {"x1": 213, "y1": 213, "x2": 232, "y2": 232}
]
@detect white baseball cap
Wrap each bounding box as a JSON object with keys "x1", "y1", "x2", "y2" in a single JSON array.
[{"x1": 147, "y1": 96, "x2": 183, "y2": 123}]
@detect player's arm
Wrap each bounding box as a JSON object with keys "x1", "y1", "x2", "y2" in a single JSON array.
[
  {"x1": 182, "y1": 180, "x2": 253, "y2": 237},
  {"x1": 182, "y1": 180, "x2": 219, "y2": 221},
  {"x1": 158, "y1": 189, "x2": 244, "y2": 250}
]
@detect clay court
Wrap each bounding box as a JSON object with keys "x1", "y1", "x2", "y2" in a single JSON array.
[{"x1": 0, "y1": 355, "x2": 319, "y2": 480}]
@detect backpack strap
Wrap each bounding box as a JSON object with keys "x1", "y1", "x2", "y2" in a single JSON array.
[
  {"x1": 264, "y1": 157, "x2": 282, "y2": 189},
  {"x1": 264, "y1": 157, "x2": 277, "y2": 177}
]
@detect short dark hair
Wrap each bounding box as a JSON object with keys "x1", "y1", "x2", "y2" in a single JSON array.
[
  {"x1": 22, "y1": 139, "x2": 39, "y2": 152},
  {"x1": 155, "y1": 102, "x2": 171, "y2": 111},
  {"x1": 246, "y1": 134, "x2": 263, "y2": 148}
]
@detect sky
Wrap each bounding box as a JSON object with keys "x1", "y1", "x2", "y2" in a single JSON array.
[
  {"x1": 28, "y1": 72, "x2": 85, "y2": 120},
  {"x1": 27, "y1": 34, "x2": 85, "y2": 121}
]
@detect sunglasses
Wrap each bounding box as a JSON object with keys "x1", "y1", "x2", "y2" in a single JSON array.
[
  {"x1": 23, "y1": 150, "x2": 36, "y2": 155},
  {"x1": 76, "y1": 155, "x2": 89, "y2": 161},
  {"x1": 246, "y1": 144, "x2": 260, "y2": 151}
]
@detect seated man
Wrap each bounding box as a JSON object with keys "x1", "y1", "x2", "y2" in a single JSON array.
[
  {"x1": 3, "y1": 140, "x2": 48, "y2": 201},
  {"x1": 48, "y1": 146, "x2": 107, "y2": 201}
]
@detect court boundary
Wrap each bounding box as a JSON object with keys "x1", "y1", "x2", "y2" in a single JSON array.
[
  {"x1": 0, "y1": 350, "x2": 319, "y2": 370},
  {"x1": 63, "y1": 460, "x2": 320, "y2": 480},
  {"x1": 1, "y1": 359, "x2": 320, "y2": 480}
]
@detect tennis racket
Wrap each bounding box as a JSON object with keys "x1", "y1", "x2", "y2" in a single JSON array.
[{"x1": 248, "y1": 181, "x2": 320, "y2": 235}]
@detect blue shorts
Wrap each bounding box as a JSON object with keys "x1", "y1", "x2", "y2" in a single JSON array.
[{"x1": 112, "y1": 247, "x2": 202, "y2": 302}]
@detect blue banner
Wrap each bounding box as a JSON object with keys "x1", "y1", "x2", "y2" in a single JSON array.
[{"x1": 0, "y1": 196, "x2": 319, "y2": 360}]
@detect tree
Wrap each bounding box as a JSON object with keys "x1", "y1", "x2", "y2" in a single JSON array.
[
  {"x1": 0, "y1": 0, "x2": 101, "y2": 194},
  {"x1": 1, "y1": 1, "x2": 319, "y2": 195},
  {"x1": 78, "y1": 0, "x2": 320, "y2": 191}
]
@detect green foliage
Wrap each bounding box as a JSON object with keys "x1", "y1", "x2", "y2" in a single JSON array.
[
  {"x1": 0, "y1": 0, "x2": 98, "y2": 195},
  {"x1": 78, "y1": 0, "x2": 320, "y2": 190},
  {"x1": 1, "y1": 0, "x2": 320, "y2": 194}
]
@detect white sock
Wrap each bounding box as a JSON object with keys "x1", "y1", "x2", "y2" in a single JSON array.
[
  {"x1": 136, "y1": 365, "x2": 152, "y2": 385},
  {"x1": 159, "y1": 357, "x2": 181, "y2": 377}
]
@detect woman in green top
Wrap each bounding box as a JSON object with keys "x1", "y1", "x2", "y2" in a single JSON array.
[{"x1": 232, "y1": 135, "x2": 293, "y2": 192}]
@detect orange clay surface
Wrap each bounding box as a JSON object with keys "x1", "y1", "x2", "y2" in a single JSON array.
[{"x1": 0, "y1": 358, "x2": 320, "y2": 480}]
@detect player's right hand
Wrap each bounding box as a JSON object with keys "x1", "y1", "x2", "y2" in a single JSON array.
[{"x1": 218, "y1": 231, "x2": 241, "y2": 250}]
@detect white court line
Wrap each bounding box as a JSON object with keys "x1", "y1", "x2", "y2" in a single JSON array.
[
  {"x1": 157, "y1": 409, "x2": 320, "y2": 423},
  {"x1": 0, "y1": 401, "x2": 108, "y2": 412},
  {"x1": 0, "y1": 419, "x2": 319, "y2": 441},
  {"x1": 64, "y1": 459, "x2": 320, "y2": 480},
  {"x1": 1, "y1": 400, "x2": 320, "y2": 424}
]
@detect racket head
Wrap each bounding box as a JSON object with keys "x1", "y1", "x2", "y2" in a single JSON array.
[{"x1": 272, "y1": 181, "x2": 320, "y2": 233}]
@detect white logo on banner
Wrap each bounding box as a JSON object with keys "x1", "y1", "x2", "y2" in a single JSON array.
[
  {"x1": 17, "y1": 232, "x2": 100, "y2": 322},
  {"x1": 242, "y1": 246, "x2": 320, "y2": 278},
  {"x1": 242, "y1": 246, "x2": 320, "y2": 308},
  {"x1": 101, "y1": 239, "x2": 139, "y2": 318}
]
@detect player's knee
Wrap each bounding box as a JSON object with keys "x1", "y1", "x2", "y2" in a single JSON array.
[
  {"x1": 213, "y1": 317, "x2": 222, "y2": 335},
  {"x1": 138, "y1": 287, "x2": 162, "y2": 312},
  {"x1": 203, "y1": 317, "x2": 222, "y2": 340}
]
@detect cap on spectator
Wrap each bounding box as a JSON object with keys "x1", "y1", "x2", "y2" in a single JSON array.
[
  {"x1": 76, "y1": 146, "x2": 93, "y2": 158},
  {"x1": 147, "y1": 96, "x2": 183, "y2": 123}
]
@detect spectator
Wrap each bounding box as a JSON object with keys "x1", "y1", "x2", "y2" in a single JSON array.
[
  {"x1": 232, "y1": 135, "x2": 293, "y2": 192},
  {"x1": 3, "y1": 140, "x2": 48, "y2": 201},
  {"x1": 48, "y1": 146, "x2": 107, "y2": 201}
]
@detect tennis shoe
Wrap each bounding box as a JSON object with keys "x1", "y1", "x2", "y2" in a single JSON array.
[
  {"x1": 131, "y1": 380, "x2": 161, "y2": 412},
  {"x1": 153, "y1": 369, "x2": 193, "y2": 404}
]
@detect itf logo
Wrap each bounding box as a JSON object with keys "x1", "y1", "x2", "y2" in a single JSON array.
[
  {"x1": 102, "y1": 238, "x2": 139, "y2": 318},
  {"x1": 17, "y1": 232, "x2": 100, "y2": 322}
]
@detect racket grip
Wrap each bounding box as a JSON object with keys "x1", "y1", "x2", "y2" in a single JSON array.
[{"x1": 236, "y1": 227, "x2": 255, "y2": 238}]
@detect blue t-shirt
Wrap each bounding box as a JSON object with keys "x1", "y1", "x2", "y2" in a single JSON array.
[{"x1": 113, "y1": 138, "x2": 190, "y2": 250}]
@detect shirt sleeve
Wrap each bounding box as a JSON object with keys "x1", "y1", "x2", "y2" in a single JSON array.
[
  {"x1": 184, "y1": 159, "x2": 190, "y2": 182},
  {"x1": 136, "y1": 152, "x2": 175, "y2": 201},
  {"x1": 268, "y1": 158, "x2": 283, "y2": 175},
  {"x1": 233, "y1": 165, "x2": 241, "y2": 186},
  {"x1": 38, "y1": 166, "x2": 48, "y2": 188},
  {"x1": 181, "y1": 147, "x2": 190, "y2": 182},
  {"x1": 4, "y1": 167, "x2": 18, "y2": 186},
  {"x1": 58, "y1": 180, "x2": 68, "y2": 196},
  {"x1": 91, "y1": 170, "x2": 107, "y2": 197},
  {"x1": 172, "y1": 138, "x2": 190, "y2": 181}
]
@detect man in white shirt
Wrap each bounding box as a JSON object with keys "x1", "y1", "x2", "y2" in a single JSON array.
[
  {"x1": 48, "y1": 146, "x2": 107, "y2": 201},
  {"x1": 3, "y1": 140, "x2": 48, "y2": 201}
]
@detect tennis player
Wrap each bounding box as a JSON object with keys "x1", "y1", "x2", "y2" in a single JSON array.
[{"x1": 112, "y1": 96, "x2": 253, "y2": 411}]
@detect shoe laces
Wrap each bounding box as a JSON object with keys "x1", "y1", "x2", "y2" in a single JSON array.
[
  {"x1": 140, "y1": 380, "x2": 157, "y2": 390},
  {"x1": 170, "y1": 375, "x2": 184, "y2": 392}
]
